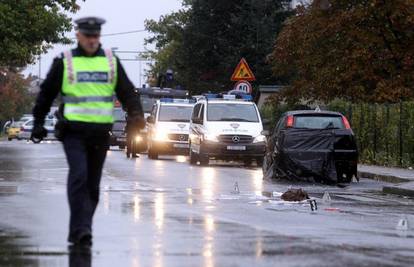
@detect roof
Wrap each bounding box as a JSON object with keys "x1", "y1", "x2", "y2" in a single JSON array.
[
  {"x1": 284, "y1": 110, "x2": 344, "y2": 116},
  {"x1": 198, "y1": 99, "x2": 254, "y2": 105}
]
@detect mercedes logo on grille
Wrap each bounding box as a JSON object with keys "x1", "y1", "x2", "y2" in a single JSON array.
[
  {"x1": 232, "y1": 136, "x2": 240, "y2": 143},
  {"x1": 179, "y1": 135, "x2": 186, "y2": 141}
]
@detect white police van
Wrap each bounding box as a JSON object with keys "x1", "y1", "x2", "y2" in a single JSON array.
[
  {"x1": 146, "y1": 98, "x2": 195, "y2": 159},
  {"x1": 189, "y1": 94, "x2": 266, "y2": 166}
]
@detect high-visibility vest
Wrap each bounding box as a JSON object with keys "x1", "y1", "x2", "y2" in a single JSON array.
[{"x1": 62, "y1": 49, "x2": 117, "y2": 124}]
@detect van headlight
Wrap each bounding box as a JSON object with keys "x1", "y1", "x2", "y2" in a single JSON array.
[
  {"x1": 253, "y1": 134, "x2": 266, "y2": 143},
  {"x1": 153, "y1": 131, "x2": 168, "y2": 141},
  {"x1": 203, "y1": 133, "x2": 219, "y2": 142},
  {"x1": 135, "y1": 135, "x2": 143, "y2": 143}
]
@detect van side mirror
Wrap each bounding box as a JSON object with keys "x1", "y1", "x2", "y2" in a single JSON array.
[
  {"x1": 261, "y1": 130, "x2": 270, "y2": 136},
  {"x1": 192, "y1": 117, "x2": 203, "y2": 124},
  {"x1": 147, "y1": 116, "x2": 155, "y2": 124}
]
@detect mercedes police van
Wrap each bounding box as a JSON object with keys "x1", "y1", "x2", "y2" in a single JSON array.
[
  {"x1": 189, "y1": 94, "x2": 266, "y2": 166},
  {"x1": 146, "y1": 98, "x2": 195, "y2": 159}
]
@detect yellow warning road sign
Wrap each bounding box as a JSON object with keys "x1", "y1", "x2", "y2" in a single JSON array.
[{"x1": 231, "y1": 58, "x2": 256, "y2": 81}]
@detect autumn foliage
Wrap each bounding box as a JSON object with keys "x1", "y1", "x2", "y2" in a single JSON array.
[
  {"x1": 270, "y1": 0, "x2": 414, "y2": 103},
  {"x1": 0, "y1": 68, "x2": 33, "y2": 124}
]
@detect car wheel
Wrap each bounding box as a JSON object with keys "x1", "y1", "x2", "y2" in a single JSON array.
[
  {"x1": 189, "y1": 149, "x2": 198, "y2": 165},
  {"x1": 256, "y1": 157, "x2": 264, "y2": 167},
  {"x1": 243, "y1": 159, "x2": 253, "y2": 167},
  {"x1": 8, "y1": 137, "x2": 12, "y2": 141}
]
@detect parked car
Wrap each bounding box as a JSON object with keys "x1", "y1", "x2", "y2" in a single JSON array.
[
  {"x1": 263, "y1": 110, "x2": 358, "y2": 183},
  {"x1": 109, "y1": 107, "x2": 127, "y2": 148},
  {"x1": 7, "y1": 121, "x2": 23, "y2": 141},
  {"x1": 18, "y1": 119, "x2": 57, "y2": 141}
]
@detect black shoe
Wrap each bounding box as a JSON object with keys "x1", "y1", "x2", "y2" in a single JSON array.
[
  {"x1": 69, "y1": 231, "x2": 92, "y2": 247},
  {"x1": 78, "y1": 232, "x2": 92, "y2": 247}
]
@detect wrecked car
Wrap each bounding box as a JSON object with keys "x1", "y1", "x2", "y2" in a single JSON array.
[{"x1": 263, "y1": 110, "x2": 358, "y2": 184}]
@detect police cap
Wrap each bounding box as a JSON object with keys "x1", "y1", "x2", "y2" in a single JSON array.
[{"x1": 75, "y1": 17, "x2": 106, "y2": 35}]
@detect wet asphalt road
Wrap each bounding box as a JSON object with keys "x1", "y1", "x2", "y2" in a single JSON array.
[{"x1": 0, "y1": 141, "x2": 413, "y2": 267}]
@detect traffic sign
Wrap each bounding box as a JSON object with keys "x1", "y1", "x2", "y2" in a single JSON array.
[
  {"x1": 233, "y1": 80, "x2": 253, "y2": 93},
  {"x1": 230, "y1": 58, "x2": 256, "y2": 81}
]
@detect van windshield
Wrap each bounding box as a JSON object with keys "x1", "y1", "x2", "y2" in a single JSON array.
[
  {"x1": 141, "y1": 97, "x2": 157, "y2": 113},
  {"x1": 207, "y1": 103, "x2": 259, "y2": 122},
  {"x1": 159, "y1": 106, "x2": 193, "y2": 122}
]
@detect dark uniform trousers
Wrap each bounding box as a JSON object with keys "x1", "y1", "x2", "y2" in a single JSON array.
[{"x1": 63, "y1": 131, "x2": 109, "y2": 240}]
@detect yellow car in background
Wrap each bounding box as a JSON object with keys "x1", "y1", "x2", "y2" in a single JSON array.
[{"x1": 7, "y1": 122, "x2": 22, "y2": 141}]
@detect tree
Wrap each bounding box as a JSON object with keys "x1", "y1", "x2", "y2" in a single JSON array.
[
  {"x1": 0, "y1": 68, "x2": 34, "y2": 125},
  {"x1": 145, "y1": 0, "x2": 294, "y2": 94},
  {"x1": 0, "y1": 0, "x2": 82, "y2": 67},
  {"x1": 270, "y1": 0, "x2": 414, "y2": 104}
]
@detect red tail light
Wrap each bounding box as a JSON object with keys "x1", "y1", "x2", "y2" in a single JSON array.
[
  {"x1": 20, "y1": 127, "x2": 24, "y2": 131},
  {"x1": 286, "y1": 115, "x2": 294, "y2": 128},
  {"x1": 342, "y1": 116, "x2": 351, "y2": 129}
]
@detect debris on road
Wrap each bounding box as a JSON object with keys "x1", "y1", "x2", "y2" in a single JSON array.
[{"x1": 281, "y1": 188, "x2": 310, "y2": 201}]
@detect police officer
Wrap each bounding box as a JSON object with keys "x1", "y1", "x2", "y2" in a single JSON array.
[{"x1": 31, "y1": 17, "x2": 145, "y2": 246}]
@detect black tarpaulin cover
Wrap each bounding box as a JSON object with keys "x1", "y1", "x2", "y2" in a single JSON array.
[{"x1": 264, "y1": 128, "x2": 357, "y2": 183}]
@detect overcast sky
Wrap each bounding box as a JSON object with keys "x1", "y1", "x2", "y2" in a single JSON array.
[{"x1": 23, "y1": 0, "x2": 182, "y2": 87}]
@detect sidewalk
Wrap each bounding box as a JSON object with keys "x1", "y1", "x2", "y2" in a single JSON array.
[{"x1": 358, "y1": 164, "x2": 414, "y2": 197}]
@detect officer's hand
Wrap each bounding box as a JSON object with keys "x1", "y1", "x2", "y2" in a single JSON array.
[
  {"x1": 127, "y1": 114, "x2": 146, "y2": 130},
  {"x1": 30, "y1": 124, "x2": 48, "y2": 144}
]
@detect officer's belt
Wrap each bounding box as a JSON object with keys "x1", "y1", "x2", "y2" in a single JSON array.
[{"x1": 63, "y1": 96, "x2": 114, "y2": 104}]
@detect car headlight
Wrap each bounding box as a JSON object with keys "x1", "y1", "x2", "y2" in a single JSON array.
[
  {"x1": 153, "y1": 131, "x2": 168, "y2": 141},
  {"x1": 253, "y1": 134, "x2": 266, "y2": 143},
  {"x1": 204, "y1": 133, "x2": 219, "y2": 142}
]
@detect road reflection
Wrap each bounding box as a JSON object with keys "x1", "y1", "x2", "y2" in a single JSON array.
[
  {"x1": 203, "y1": 214, "x2": 215, "y2": 267},
  {"x1": 255, "y1": 235, "x2": 263, "y2": 258},
  {"x1": 153, "y1": 192, "x2": 164, "y2": 267},
  {"x1": 202, "y1": 168, "x2": 216, "y2": 203},
  {"x1": 134, "y1": 195, "x2": 141, "y2": 222},
  {"x1": 252, "y1": 169, "x2": 263, "y2": 196}
]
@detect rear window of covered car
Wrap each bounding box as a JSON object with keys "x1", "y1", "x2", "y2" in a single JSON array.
[{"x1": 294, "y1": 115, "x2": 344, "y2": 129}]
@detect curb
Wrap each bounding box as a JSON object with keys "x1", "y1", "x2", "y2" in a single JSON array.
[
  {"x1": 358, "y1": 170, "x2": 414, "y2": 198},
  {"x1": 357, "y1": 171, "x2": 411, "y2": 184},
  {"x1": 383, "y1": 186, "x2": 414, "y2": 198}
]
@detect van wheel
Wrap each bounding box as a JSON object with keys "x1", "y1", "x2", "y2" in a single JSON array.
[
  {"x1": 189, "y1": 150, "x2": 198, "y2": 165},
  {"x1": 148, "y1": 148, "x2": 158, "y2": 160},
  {"x1": 199, "y1": 153, "x2": 209, "y2": 166}
]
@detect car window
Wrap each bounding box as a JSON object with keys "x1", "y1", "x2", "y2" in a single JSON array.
[
  {"x1": 26, "y1": 120, "x2": 34, "y2": 126},
  {"x1": 207, "y1": 103, "x2": 259, "y2": 122},
  {"x1": 158, "y1": 105, "x2": 193, "y2": 122},
  {"x1": 273, "y1": 116, "x2": 285, "y2": 135},
  {"x1": 294, "y1": 115, "x2": 344, "y2": 129},
  {"x1": 10, "y1": 122, "x2": 22, "y2": 127},
  {"x1": 44, "y1": 120, "x2": 55, "y2": 127}
]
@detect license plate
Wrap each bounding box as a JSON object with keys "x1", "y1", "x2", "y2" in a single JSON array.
[
  {"x1": 173, "y1": 144, "x2": 189, "y2": 148},
  {"x1": 117, "y1": 137, "x2": 126, "y2": 142},
  {"x1": 227, "y1": 146, "x2": 246, "y2": 151}
]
